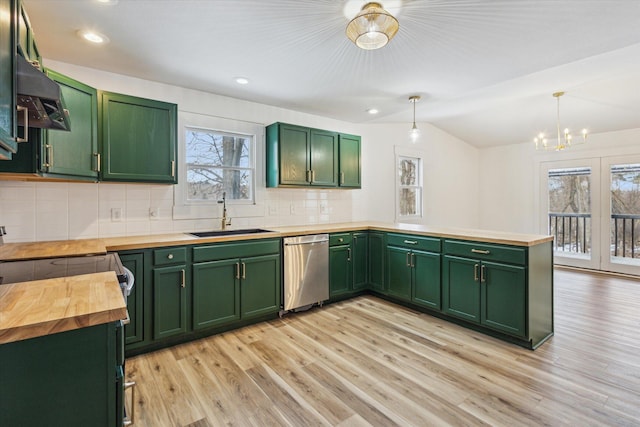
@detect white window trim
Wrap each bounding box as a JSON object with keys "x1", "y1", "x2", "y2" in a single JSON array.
[
  {"x1": 173, "y1": 111, "x2": 265, "y2": 220},
  {"x1": 394, "y1": 145, "x2": 425, "y2": 223}
]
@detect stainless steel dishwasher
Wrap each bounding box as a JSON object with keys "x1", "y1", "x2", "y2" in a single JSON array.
[{"x1": 282, "y1": 234, "x2": 329, "y2": 314}]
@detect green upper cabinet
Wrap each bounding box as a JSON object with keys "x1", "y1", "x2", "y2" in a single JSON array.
[
  {"x1": 0, "y1": 0, "x2": 17, "y2": 157},
  {"x1": 16, "y1": 2, "x2": 40, "y2": 65},
  {"x1": 100, "y1": 91, "x2": 177, "y2": 183},
  {"x1": 41, "y1": 69, "x2": 98, "y2": 179},
  {"x1": 266, "y1": 122, "x2": 357, "y2": 188},
  {"x1": 338, "y1": 133, "x2": 361, "y2": 188}
]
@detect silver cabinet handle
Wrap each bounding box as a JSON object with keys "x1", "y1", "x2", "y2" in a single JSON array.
[
  {"x1": 123, "y1": 381, "x2": 136, "y2": 426},
  {"x1": 311, "y1": 170, "x2": 315, "y2": 183},
  {"x1": 338, "y1": 238, "x2": 343, "y2": 243},
  {"x1": 48, "y1": 144, "x2": 53, "y2": 168},
  {"x1": 471, "y1": 249, "x2": 490, "y2": 255},
  {"x1": 171, "y1": 160, "x2": 176, "y2": 178},
  {"x1": 16, "y1": 106, "x2": 28, "y2": 143},
  {"x1": 180, "y1": 269, "x2": 186, "y2": 288},
  {"x1": 340, "y1": 171, "x2": 345, "y2": 185},
  {"x1": 474, "y1": 264, "x2": 479, "y2": 282},
  {"x1": 306, "y1": 170, "x2": 311, "y2": 183},
  {"x1": 406, "y1": 252, "x2": 410, "y2": 267},
  {"x1": 411, "y1": 253, "x2": 415, "y2": 268},
  {"x1": 241, "y1": 262, "x2": 246, "y2": 279},
  {"x1": 347, "y1": 248, "x2": 351, "y2": 262},
  {"x1": 235, "y1": 262, "x2": 240, "y2": 280},
  {"x1": 404, "y1": 240, "x2": 417, "y2": 245},
  {"x1": 481, "y1": 265, "x2": 486, "y2": 283},
  {"x1": 94, "y1": 153, "x2": 101, "y2": 172},
  {"x1": 42, "y1": 144, "x2": 52, "y2": 168},
  {"x1": 167, "y1": 253, "x2": 174, "y2": 260}
]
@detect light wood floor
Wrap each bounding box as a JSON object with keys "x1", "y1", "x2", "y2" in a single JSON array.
[{"x1": 125, "y1": 269, "x2": 640, "y2": 426}]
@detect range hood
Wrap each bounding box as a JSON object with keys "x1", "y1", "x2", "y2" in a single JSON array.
[{"x1": 16, "y1": 54, "x2": 70, "y2": 132}]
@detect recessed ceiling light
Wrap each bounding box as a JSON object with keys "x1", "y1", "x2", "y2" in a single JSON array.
[
  {"x1": 367, "y1": 108, "x2": 379, "y2": 115},
  {"x1": 235, "y1": 77, "x2": 249, "y2": 85},
  {"x1": 95, "y1": 0, "x2": 118, "y2": 4},
  {"x1": 77, "y1": 29, "x2": 109, "y2": 44}
]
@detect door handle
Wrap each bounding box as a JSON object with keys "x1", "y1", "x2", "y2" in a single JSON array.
[
  {"x1": 473, "y1": 264, "x2": 479, "y2": 282},
  {"x1": 180, "y1": 269, "x2": 185, "y2": 288},
  {"x1": 404, "y1": 240, "x2": 417, "y2": 245},
  {"x1": 471, "y1": 249, "x2": 490, "y2": 255},
  {"x1": 406, "y1": 252, "x2": 410, "y2": 267},
  {"x1": 411, "y1": 253, "x2": 415, "y2": 268},
  {"x1": 481, "y1": 265, "x2": 486, "y2": 283},
  {"x1": 16, "y1": 106, "x2": 28, "y2": 143},
  {"x1": 123, "y1": 381, "x2": 136, "y2": 426},
  {"x1": 241, "y1": 262, "x2": 246, "y2": 279},
  {"x1": 340, "y1": 171, "x2": 345, "y2": 185},
  {"x1": 171, "y1": 160, "x2": 176, "y2": 178},
  {"x1": 235, "y1": 262, "x2": 240, "y2": 280},
  {"x1": 347, "y1": 248, "x2": 351, "y2": 262},
  {"x1": 94, "y1": 153, "x2": 101, "y2": 172}
]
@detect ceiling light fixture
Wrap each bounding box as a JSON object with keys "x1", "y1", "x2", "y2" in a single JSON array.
[
  {"x1": 235, "y1": 77, "x2": 249, "y2": 85},
  {"x1": 408, "y1": 95, "x2": 420, "y2": 142},
  {"x1": 534, "y1": 91, "x2": 588, "y2": 151},
  {"x1": 346, "y1": 2, "x2": 399, "y2": 50},
  {"x1": 77, "y1": 29, "x2": 109, "y2": 44},
  {"x1": 367, "y1": 108, "x2": 379, "y2": 115}
]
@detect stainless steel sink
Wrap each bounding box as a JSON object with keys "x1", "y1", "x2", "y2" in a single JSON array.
[{"x1": 188, "y1": 228, "x2": 273, "y2": 238}]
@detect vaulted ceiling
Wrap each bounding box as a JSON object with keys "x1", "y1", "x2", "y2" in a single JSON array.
[{"x1": 24, "y1": 0, "x2": 640, "y2": 147}]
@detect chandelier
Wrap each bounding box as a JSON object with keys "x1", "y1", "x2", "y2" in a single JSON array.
[
  {"x1": 408, "y1": 95, "x2": 420, "y2": 142},
  {"x1": 534, "y1": 91, "x2": 588, "y2": 151},
  {"x1": 346, "y1": 2, "x2": 399, "y2": 50}
]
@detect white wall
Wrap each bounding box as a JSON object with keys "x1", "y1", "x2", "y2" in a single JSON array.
[
  {"x1": 479, "y1": 128, "x2": 640, "y2": 234},
  {"x1": 0, "y1": 60, "x2": 481, "y2": 242}
]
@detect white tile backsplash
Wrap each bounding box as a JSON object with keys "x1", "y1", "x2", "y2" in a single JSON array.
[{"x1": 0, "y1": 180, "x2": 357, "y2": 242}]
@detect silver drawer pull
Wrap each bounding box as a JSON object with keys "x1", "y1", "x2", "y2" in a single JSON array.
[
  {"x1": 167, "y1": 253, "x2": 174, "y2": 259},
  {"x1": 403, "y1": 240, "x2": 417, "y2": 245},
  {"x1": 124, "y1": 381, "x2": 136, "y2": 426},
  {"x1": 338, "y1": 238, "x2": 343, "y2": 242},
  {"x1": 471, "y1": 249, "x2": 490, "y2": 255}
]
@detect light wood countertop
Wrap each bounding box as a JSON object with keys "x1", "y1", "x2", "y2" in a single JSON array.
[
  {"x1": 0, "y1": 238, "x2": 106, "y2": 261},
  {"x1": 0, "y1": 272, "x2": 127, "y2": 344}
]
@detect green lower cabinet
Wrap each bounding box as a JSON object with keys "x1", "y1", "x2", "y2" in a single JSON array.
[
  {"x1": 330, "y1": 244, "x2": 352, "y2": 297},
  {"x1": 0, "y1": 322, "x2": 121, "y2": 426},
  {"x1": 443, "y1": 255, "x2": 527, "y2": 338},
  {"x1": 411, "y1": 251, "x2": 441, "y2": 310},
  {"x1": 481, "y1": 261, "x2": 526, "y2": 337},
  {"x1": 152, "y1": 264, "x2": 188, "y2": 340},
  {"x1": 368, "y1": 232, "x2": 386, "y2": 293},
  {"x1": 192, "y1": 259, "x2": 240, "y2": 330},
  {"x1": 352, "y1": 232, "x2": 369, "y2": 290},
  {"x1": 442, "y1": 255, "x2": 480, "y2": 322},
  {"x1": 386, "y1": 246, "x2": 413, "y2": 301},
  {"x1": 241, "y1": 254, "x2": 281, "y2": 319},
  {"x1": 119, "y1": 252, "x2": 144, "y2": 344}
]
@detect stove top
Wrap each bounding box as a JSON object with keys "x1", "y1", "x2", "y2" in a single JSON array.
[{"x1": 0, "y1": 253, "x2": 127, "y2": 285}]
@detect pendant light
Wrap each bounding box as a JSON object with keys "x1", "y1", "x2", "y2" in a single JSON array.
[
  {"x1": 408, "y1": 95, "x2": 421, "y2": 142},
  {"x1": 346, "y1": 2, "x2": 399, "y2": 50},
  {"x1": 534, "y1": 91, "x2": 588, "y2": 151}
]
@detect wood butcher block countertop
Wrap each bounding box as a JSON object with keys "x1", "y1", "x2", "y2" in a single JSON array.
[{"x1": 0, "y1": 272, "x2": 127, "y2": 344}]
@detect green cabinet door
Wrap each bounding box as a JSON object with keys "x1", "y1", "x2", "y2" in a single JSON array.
[
  {"x1": 278, "y1": 123, "x2": 309, "y2": 186},
  {"x1": 481, "y1": 261, "x2": 526, "y2": 337},
  {"x1": 100, "y1": 91, "x2": 177, "y2": 183},
  {"x1": 352, "y1": 232, "x2": 368, "y2": 290},
  {"x1": 368, "y1": 232, "x2": 386, "y2": 292},
  {"x1": 387, "y1": 246, "x2": 412, "y2": 301},
  {"x1": 153, "y1": 264, "x2": 187, "y2": 339},
  {"x1": 330, "y1": 245, "x2": 352, "y2": 297},
  {"x1": 42, "y1": 69, "x2": 98, "y2": 179},
  {"x1": 193, "y1": 259, "x2": 241, "y2": 330},
  {"x1": 338, "y1": 133, "x2": 361, "y2": 188},
  {"x1": 120, "y1": 252, "x2": 144, "y2": 344},
  {"x1": 442, "y1": 255, "x2": 481, "y2": 323},
  {"x1": 240, "y1": 254, "x2": 281, "y2": 319},
  {"x1": 309, "y1": 128, "x2": 338, "y2": 186},
  {"x1": 0, "y1": 0, "x2": 17, "y2": 155},
  {"x1": 412, "y1": 250, "x2": 441, "y2": 310}
]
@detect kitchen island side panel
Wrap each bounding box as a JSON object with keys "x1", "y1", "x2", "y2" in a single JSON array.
[{"x1": 528, "y1": 241, "x2": 554, "y2": 348}]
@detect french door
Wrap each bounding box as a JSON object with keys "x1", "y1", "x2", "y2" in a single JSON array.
[{"x1": 541, "y1": 156, "x2": 640, "y2": 275}]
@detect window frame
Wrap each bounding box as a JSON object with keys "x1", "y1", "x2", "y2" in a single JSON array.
[{"x1": 395, "y1": 146, "x2": 424, "y2": 222}]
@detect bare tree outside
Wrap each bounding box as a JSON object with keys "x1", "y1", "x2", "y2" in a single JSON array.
[
  {"x1": 186, "y1": 129, "x2": 253, "y2": 202},
  {"x1": 610, "y1": 164, "x2": 640, "y2": 259},
  {"x1": 398, "y1": 156, "x2": 421, "y2": 217},
  {"x1": 548, "y1": 168, "x2": 591, "y2": 254}
]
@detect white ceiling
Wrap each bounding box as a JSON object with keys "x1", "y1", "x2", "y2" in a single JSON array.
[{"x1": 23, "y1": 0, "x2": 640, "y2": 147}]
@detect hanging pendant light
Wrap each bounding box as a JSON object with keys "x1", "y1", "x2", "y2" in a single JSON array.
[
  {"x1": 408, "y1": 95, "x2": 421, "y2": 142},
  {"x1": 346, "y1": 2, "x2": 399, "y2": 50},
  {"x1": 534, "y1": 91, "x2": 588, "y2": 151}
]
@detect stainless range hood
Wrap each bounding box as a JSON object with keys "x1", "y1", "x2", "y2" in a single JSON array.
[{"x1": 16, "y1": 54, "x2": 70, "y2": 132}]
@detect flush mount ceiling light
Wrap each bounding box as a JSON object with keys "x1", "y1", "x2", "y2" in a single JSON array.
[
  {"x1": 77, "y1": 29, "x2": 109, "y2": 44},
  {"x1": 346, "y1": 2, "x2": 399, "y2": 50},
  {"x1": 235, "y1": 77, "x2": 249, "y2": 85},
  {"x1": 534, "y1": 91, "x2": 588, "y2": 151},
  {"x1": 408, "y1": 95, "x2": 420, "y2": 142},
  {"x1": 367, "y1": 108, "x2": 379, "y2": 115}
]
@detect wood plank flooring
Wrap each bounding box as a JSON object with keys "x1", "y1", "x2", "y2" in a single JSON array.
[{"x1": 125, "y1": 269, "x2": 640, "y2": 426}]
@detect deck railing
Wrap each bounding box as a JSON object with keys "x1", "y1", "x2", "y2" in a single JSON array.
[{"x1": 548, "y1": 213, "x2": 640, "y2": 258}]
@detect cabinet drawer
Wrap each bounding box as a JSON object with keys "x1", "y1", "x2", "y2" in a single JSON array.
[
  {"x1": 444, "y1": 240, "x2": 526, "y2": 265},
  {"x1": 387, "y1": 233, "x2": 441, "y2": 252},
  {"x1": 330, "y1": 233, "x2": 352, "y2": 246},
  {"x1": 153, "y1": 247, "x2": 187, "y2": 266},
  {"x1": 193, "y1": 239, "x2": 280, "y2": 262}
]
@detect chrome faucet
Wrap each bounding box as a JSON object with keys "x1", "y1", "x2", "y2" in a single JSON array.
[{"x1": 218, "y1": 192, "x2": 232, "y2": 230}]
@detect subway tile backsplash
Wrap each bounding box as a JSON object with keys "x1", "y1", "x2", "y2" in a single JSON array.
[{"x1": 0, "y1": 181, "x2": 358, "y2": 243}]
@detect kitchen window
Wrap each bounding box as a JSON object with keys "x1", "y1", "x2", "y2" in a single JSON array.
[
  {"x1": 397, "y1": 154, "x2": 423, "y2": 220},
  {"x1": 185, "y1": 127, "x2": 255, "y2": 203}
]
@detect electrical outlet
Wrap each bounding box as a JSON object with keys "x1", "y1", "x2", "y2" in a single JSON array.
[
  {"x1": 290, "y1": 202, "x2": 296, "y2": 215},
  {"x1": 319, "y1": 201, "x2": 328, "y2": 214},
  {"x1": 149, "y1": 207, "x2": 160, "y2": 219},
  {"x1": 111, "y1": 207, "x2": 122, "y2": 222},
  {"x1": 268, "y1": 204, "x2": 278, "y2": 215}
]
